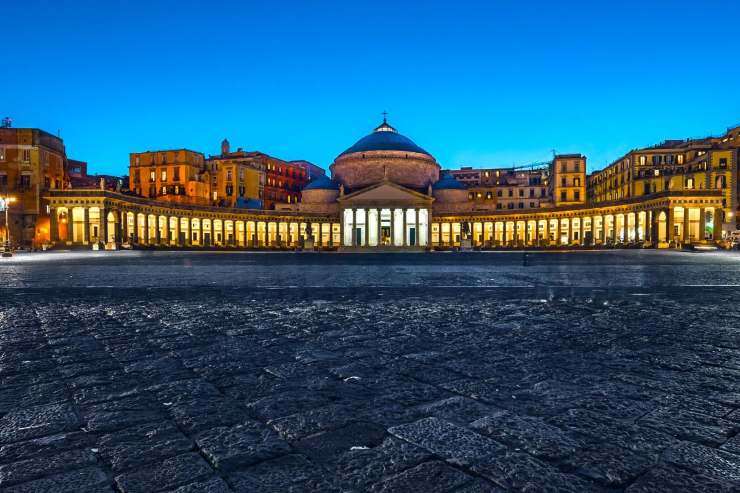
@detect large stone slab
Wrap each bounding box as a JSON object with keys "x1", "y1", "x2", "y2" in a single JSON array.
[
  {"x1": 388, "y1": 417, "x2": 506, "y2": 466},
  {"x1": 0, "y1": 403, "x2": 80, "y2": 444},
  {"x1": 196, "y1": 421, "x2": 291, "y2": 471},
  {"x1": 114, "y1": 452, "x2": 214, "y2": 493}
]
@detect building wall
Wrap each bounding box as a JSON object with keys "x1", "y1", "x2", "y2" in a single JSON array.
[
  {"x1": 550, "y1": 155, "x2": 586, "y2": 206},
  {"x1": 129, "y1": 150, "x2": 211, "y2": 205},
  {"x1": 0, "y1": 128, "x2": 67, "y2": 246}
]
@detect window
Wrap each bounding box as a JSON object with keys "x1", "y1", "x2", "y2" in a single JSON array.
[
  {"x1": 561, "y1": 177, "x2": 567, "y2": 187},
  {"x1": 227, "y1": 169, "x2": 233, "y2": 181},
  {"x1": 496, "y1": 203, "x2": 502, "y2": 209},
  {"x1": 485, "y1": 192, "x2": 492, "y2": 199},
  {"x1": 529, "y1": 202, "x2": 535, "y2": 208},
  {"x1": 497, "y1": 190, "x2": 502, "y2": 197},
  {"x1": 239, "y1": 185, "x2": 245, "y2": 196},
  {"x1": 161, "y1": 186, "x2": 167, "y2": 195},
  {"x1": 573, "y1": 162, "x2": 579, "y2": 172},
  {"x1": 0, "y1": 173, "x2": 6, "y2": 187},
  {"x1": 719, "y1": 158, "x2": 728, "y2": 168},
  {"x1": 161, "y1": 170, "x2": 167, "y2": 182},
  {"x1": 507, "y1": 203, "x2": 514, "y2": 209},
  {"x1": 574, "y1": 178, "x2": 581, "y2": 187},
  {"x1": 560, "y1": 191, "x2": 567, "y2": 201},
  {"x1": 149, "y1": 170, "x2": 156, "y2": 182},
  {"x1": 0, "y1": 147, "x2": 4, "y2": 161},
  {"x1": 640, "y1": 155, "x2": 646, "y2": 165},
  {"x1": 226, "y1": 185, "x2": 233, "y2": 196},
  {"x1": 133, "y1": 170, "x2": 140, "y2": 183},
  {"x1": 508, "y1": 189, "x2": 513, "y2": 197},
  {"x1": 574, "y1": 191, "x2": 580, "y2": 201},
  {"x1": 135, "y1": 156, "x2": 140, "y2": 165},
  {"x1": 686, "y1": 178, "x2": 694, "y2": 189},
  {"x1": 677, "y1": 155, "x2": 684, "y2": 164},
  {"x1": 561, "y1": 163, "x2": 566, "y2": 173},
  {"x1": 239, "y1": 168, "x2": 245, "y2": 181},
  {"x1": 518, "y1": 202, "x2": 524, "y2": 209},
  {"x1": 173, "y1": 167, "x2": 180, "y2": 182},
  {"x1": 212, "y1": 191, "x2": 218, "y2": 201},
  {"x1": 529, "y1": 188, "x2": 534, "y2": 197},
  {"x1": 518, "y1": 189, "x2": 523, "y2": 197}
]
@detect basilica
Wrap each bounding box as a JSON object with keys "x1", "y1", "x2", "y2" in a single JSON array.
[{"x1": 43, "y1": 118, "x2": 738, "y2": 251}]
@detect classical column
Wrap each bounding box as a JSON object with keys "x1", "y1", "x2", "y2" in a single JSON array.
[
  {"x1": 50, "y1": 208, "x2": 59, "y2": 243},
  {"x1": 132, "y1": 212, "x2": 139, "y2": 244},
  {"x1": 185, "y1": 217, "x2": 191, "y2": 247},
  {"x1": 352, "y1": 208, "x2": 357, "y2": 247},
  {"x1": 402, "y1": 208, "x2": 408, "y2": 247},
  {"x1": 390, "y1": 208, "x2": 395, "y2": 246},
  {"x1": 698, "y1": 208, "x2": 706, "y2": 243},
  {"x1": 155, "y1": 217, "x2": 161, "y2": 244},
  {"x1": 414, "y1": 208, "x2": 420, "y2": 247},
  {"x1": 567, "y1": 218, "x2": 572, "y2": 245},
  {"x1": 376, "y1": 208, "x2": 382, "y2": 247},
  {"x1": 713, "y1": 208, "x2": 722, "y2": 241},
  {"x1": 579, "y1": 217, "x2": 585, "y2": 245},
  {"x1": 338, "y1": 215, "x2": 344, "y2": 248},
  {"x1": 512, "y1": 221, "x2": 518, "y2": 246},
  {"x1": 83, "y1": 207, "x2": 90, "y2": 244},
  {"x1": 121, "y1": 210, "x2": 127, "y2": 243},
  {"x1": 143, "y1": 214, "x2": 150, "y2": 245},
  {"x1": 666, "y1": 208, "x2": 674, "y2": 245},
  {"x1": 683, "y1": 208, "x2": 691, "y2": 245},
  {"x1": 100, "y1": 208, "x2": 107, "y2": 244}
]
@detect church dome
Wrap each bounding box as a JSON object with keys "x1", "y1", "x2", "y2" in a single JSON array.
[
  {"x1": 433, "y1": 173, "x2": 466, "y2": 190},
  {"x1": 331, "y1": 118, "x2": 439, "y2": 191},
  {"x1": 303, "y1": 175, "x2": 339, "y2": 191},
  {"x1": 338, "y1": 120, "x2": 431, "y2": 157}
]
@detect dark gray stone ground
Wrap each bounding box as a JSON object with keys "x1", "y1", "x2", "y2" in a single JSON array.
[{"x1": 1, "y1": 250, "x2": 740, "y2": 491}]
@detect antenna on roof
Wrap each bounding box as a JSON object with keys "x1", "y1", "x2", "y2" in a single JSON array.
[{"x1": 381, "y1": 110, "x2": 388, "y2": 123}]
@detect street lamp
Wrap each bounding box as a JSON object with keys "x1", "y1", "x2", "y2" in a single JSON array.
[{"x1": 0, "y1": 196, "x2": 16, "y2": 258}]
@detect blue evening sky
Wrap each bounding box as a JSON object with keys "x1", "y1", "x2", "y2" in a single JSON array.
[{"x1": 2, "y1": 0, "x2": 739, "y2": 174}]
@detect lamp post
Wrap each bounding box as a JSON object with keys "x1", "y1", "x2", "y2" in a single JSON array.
[{"x1": 1, "y1": 196, "x2": 16, "y2": 257}]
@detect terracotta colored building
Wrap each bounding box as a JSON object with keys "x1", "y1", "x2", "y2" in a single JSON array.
[
  {"x1": 0, "y1": 127, "x2": 68, "y2": 247},
  {"x1": 129, "y1": 149, "x2": 211, "y2": 206},
  {"x1": 265, "y1": 157, "x2": 309, "y2": 209}
]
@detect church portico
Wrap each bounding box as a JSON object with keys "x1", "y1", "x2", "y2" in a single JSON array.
[{"x1": 338, "y1": 181, "x2": 432, "y2": 250}]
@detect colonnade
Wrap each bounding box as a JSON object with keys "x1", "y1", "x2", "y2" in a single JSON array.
[
  {"x1": 433, "y1": 206, "x2": 722, "y2": 248},
  {"x1": 51, "y1": 205, "x2": 339, "y2": 249}
]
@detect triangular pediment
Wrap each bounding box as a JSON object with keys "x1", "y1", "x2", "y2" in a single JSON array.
[{"x1": 338, "y1": 181, "x2": 433, "y2": 206}]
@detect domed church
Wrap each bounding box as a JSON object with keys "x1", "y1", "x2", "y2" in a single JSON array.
[{"x1": 300, "y1": 117, "x2": 467, "y2": 250}]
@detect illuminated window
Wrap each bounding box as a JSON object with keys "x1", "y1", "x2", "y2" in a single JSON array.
[
  {"x1": 161, "y1": 170, "x2": 167, "y2": 182},
  {"x1": 686, "y1": 178, "x2": 694, "y2": 189},
  {"x1": 149, "y1": 170, "x2": 155, "y2": 182},
  {"x1": 640, "y1": 155, "x2": 646, "y2": 165},
  {"x1": 22, "y1": 149, "x2": 31, "y2": 162}
]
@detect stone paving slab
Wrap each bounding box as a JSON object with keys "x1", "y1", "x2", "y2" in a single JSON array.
[{"x1": 1, "y1": 252, "x2": 740, "y2": 491}]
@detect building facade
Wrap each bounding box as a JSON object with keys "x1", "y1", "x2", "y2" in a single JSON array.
[
  {"x1": 0, "y1": 127, "x2": 68, "y2": 247},
  {"x1": 129, "y1": 149, "x2": 211, "y2": 206},
  {"x1": 46, "y1": 118, "x2": 740, "y2": 251}
]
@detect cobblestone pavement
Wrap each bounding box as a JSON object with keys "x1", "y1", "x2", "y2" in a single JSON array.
[{"x1": 1, "y1": 251, "x2": 740, "y2": 491}]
